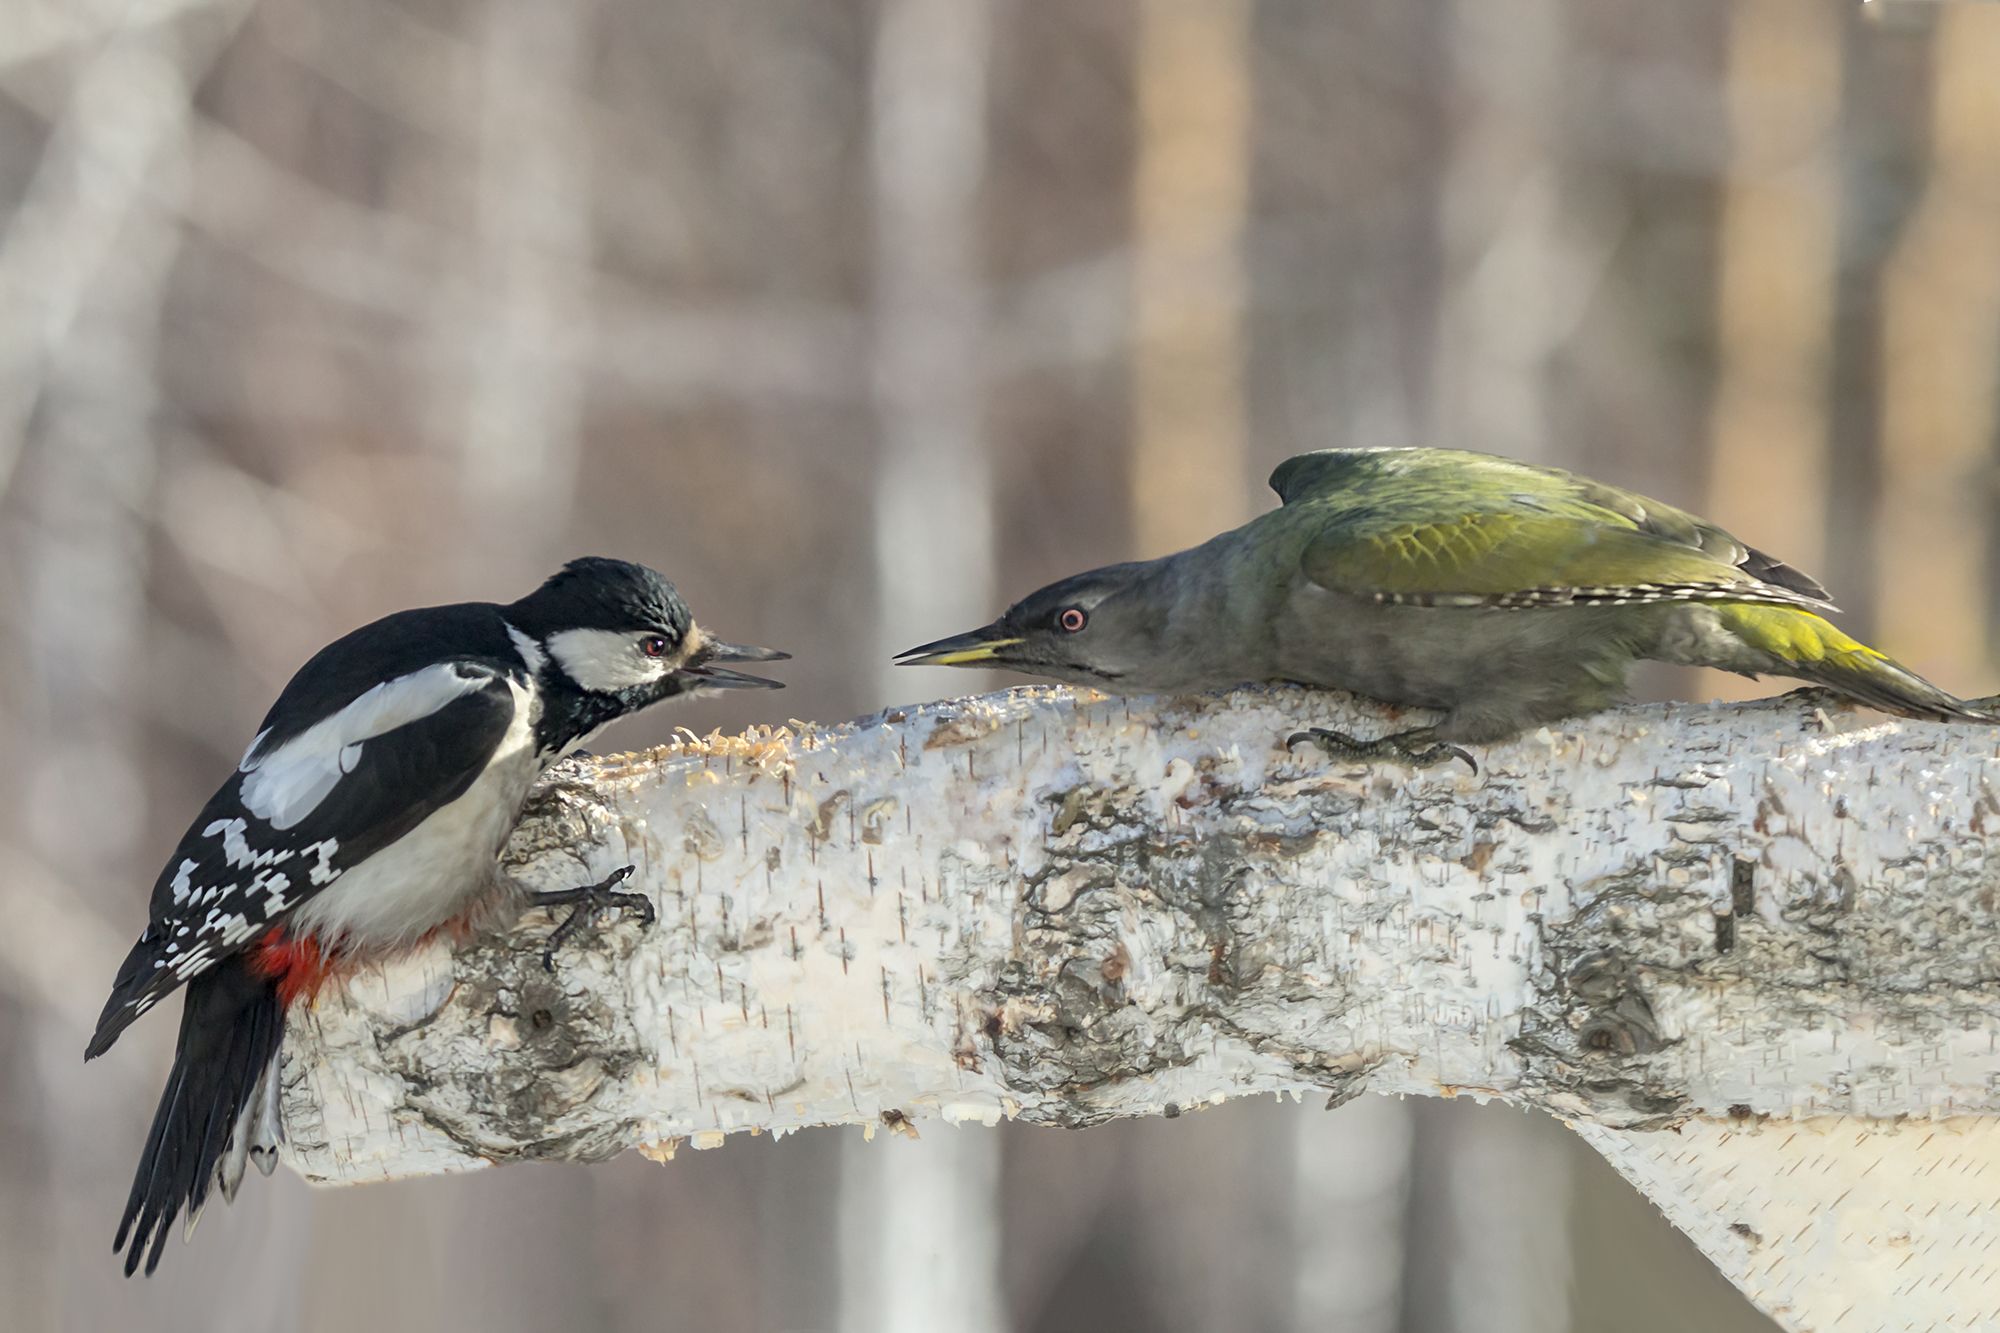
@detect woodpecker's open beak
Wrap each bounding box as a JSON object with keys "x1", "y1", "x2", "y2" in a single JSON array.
[
  {"x1": 895, "y1": 625, "x2": 1023, "y2": 668},
  {"x1": 677, "y1": 638, "x2": 790, "y2": 690}
]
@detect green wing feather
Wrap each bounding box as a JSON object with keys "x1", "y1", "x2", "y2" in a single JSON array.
[{"x1": 1270, "y1": 449, "x2": 1834, "y2": 611}]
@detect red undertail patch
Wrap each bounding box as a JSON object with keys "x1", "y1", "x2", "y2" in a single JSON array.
[{"x1": 248, "y1": 929, "x2": 337, "y2": 1007}]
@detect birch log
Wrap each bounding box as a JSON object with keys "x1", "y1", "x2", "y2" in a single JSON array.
[{"x1": 284, "y1": 685, "x2": 2000, "y2": 1333}]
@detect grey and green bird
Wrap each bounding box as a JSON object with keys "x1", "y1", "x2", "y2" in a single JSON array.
[{"x1": 897, "y1": 448, "x2": 1994, "y2": 766}]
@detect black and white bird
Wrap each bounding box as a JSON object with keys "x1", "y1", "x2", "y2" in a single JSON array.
[{"x1": 86, "y1": 557, "x2": 786, "y2": 1276}]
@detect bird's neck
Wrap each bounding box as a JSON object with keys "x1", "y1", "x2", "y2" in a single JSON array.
[
  {"x1": 1137, "y1": 534, "x2": 1279, "y2": 691},
  {"x1": 529, "y1": 670, "x2": 664, "y2": 758}
]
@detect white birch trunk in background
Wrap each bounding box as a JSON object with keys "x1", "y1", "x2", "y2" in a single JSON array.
[
  {"x1": 284, "y1": 686, "x2": 2000, "y2": 1333},
  {"x1": 449, "y1": 0, "x2": 589, "y2": 578},
  {"x1": 1874, "y1": 10, "x2": 2000, "y2": 687},
  {"x1": 863, "y1": 3, "x2": 1000, "y2": 1330},
  {"x1": 1705, "y1": 0, "x2": 1841, "y2": 598},
  {"x1": 403, "y1": 8, "x2": 600, "y2": 1329},
  {"x1": 1425, "y1": 6, "x2": 1596, "y2": 1319},
  {"x1": 1290, "y1": 1093, "x2": 1412, "y2": 1333},
  {"x1": 1430, "y1": 0, "x2": 1613, "y2": 466},
  {"x1": 0, "y1": 6, "x2": 260, "y2": 1327},
  {"x1": 1128, "y1": 10, "x2": 1295, "y2": 1327}
]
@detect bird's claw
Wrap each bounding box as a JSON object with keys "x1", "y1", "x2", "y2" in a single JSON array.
[
  {"x1": 1286, "y1": 726, "x2": 1478, "y2": 775},
  {"x1": 534, "y1": 865, "x2": 655, "y2": 972}
]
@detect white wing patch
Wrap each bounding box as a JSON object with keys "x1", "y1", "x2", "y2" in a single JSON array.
[
  {"x1": 121, "y1": 660, "x2": 518, "y2": 1008},
  {"x1": 286, "y1": 675, "x2": 540, "y2": 947},
  {"x1": 239, "y1": 663, "x2": 490, "y2": 829}
]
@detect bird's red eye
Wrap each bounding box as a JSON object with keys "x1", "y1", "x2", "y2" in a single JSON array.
[
  {"x1": 639, "y1": 636, "x2": 671, "y2": 658},
  {"x1": 1057, "y1": 607, "x2": 1087, "y2": 633}
]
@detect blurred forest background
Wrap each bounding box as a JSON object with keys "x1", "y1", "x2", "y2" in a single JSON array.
[{"x1": 3, "y1": 0, "x2": 1998, "y2": 1330}]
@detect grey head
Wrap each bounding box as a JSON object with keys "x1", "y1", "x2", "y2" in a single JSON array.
[
  {"x1": 507, "y1": 557, "x2": 789, "y2": 707},
  {"x1": 896, "y1": 560, "x2": 1196, "y2": 691}
]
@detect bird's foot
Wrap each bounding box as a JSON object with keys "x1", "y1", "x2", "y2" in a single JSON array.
[
  {"x1": 534, "y1": 865, "x2": 655, "y2": 972},
  {"x1": 1774, "y1": 685, "x2": 1847, "y2": 709},
  {"x1": 1285, "y1": 726, "x2": 1478, "y2": 775}
]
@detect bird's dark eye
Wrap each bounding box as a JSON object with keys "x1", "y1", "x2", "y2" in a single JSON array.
[
  {"x1": 1056, "y1": 607, "x2": 1088, "y2": 634},
  {"x1": 639, "y1": 635, "x2": 671, "y2": 658}
]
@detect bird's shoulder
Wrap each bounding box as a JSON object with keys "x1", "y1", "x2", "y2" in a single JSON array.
[
  {"x1": 175, "y1": 663, "x2": 521, "y2": 925},
  {"x1": 254, "y1": 601, "x2": 526, "y2": 747},
  {"x1": 1268, "y1": 447, "x2": 1554, "y2": 508}
]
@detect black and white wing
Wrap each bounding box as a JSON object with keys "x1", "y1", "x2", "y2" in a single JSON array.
[{"x1": 87, "y1": 659, "x2": 521, "y2": 1057}]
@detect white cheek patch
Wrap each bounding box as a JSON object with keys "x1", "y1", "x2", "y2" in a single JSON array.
[{"x1": 545, "y1": 628, "x2": 667, "y2": 694}]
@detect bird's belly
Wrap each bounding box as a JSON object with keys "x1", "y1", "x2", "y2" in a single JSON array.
[
  {"x1": 1274, "y1": 591, "x2": 1486, "y2": 707},
  {"x1": 1273, "y1": 590, "x2": 1645, "y2": 721},
  {"x1": 289, "y1": 733, "x2": 542, "y2": 952}
]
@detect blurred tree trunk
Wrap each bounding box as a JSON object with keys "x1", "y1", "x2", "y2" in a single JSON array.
[
  {"x1": 1419, "y1": 2, "x2": 1588, "y2": 1326},
  {"x1": 1242, "y1": 4, "x2": 1453, "y2": 1327},
  {"x1": 1874, "y1": 10, "x2": 2000, "y2": 694},
  {"x1": 353, "y1": 8, "x2": 610, "y2": 1332},
  {"x1": 1, "y1": 5, "x2": 262, "y2": 1326},
  {"x1": 1130, "y1": 0, "x2": 1253, "y2": 544},
  {"x1": 855, "y1": 2, "x2": 1004, "y2": 1331},
  {"x1": 453, "y1": 0, "x2": 590, "y2": 582},
  {"x1": 1115, "y1": 10, "x2": 1314, "y2": 1332},
  {"x1": 1824, "y1": 7, "x2": 1936, "y2": 639},
  {"x1": 1704, "y1": 0, "x2": 1842, "y2": 619}
]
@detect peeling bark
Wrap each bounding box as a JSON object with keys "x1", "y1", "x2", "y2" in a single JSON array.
[{"x1": 283, "y1": 685, "x2": 2000, "y2": 1331}]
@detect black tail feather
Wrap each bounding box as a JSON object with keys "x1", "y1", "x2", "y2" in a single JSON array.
[
  {"x1": 88, "y1": 932, "x2": 174, "y2": 1061},
  {"x1": 1739, "y1": 543, "x2": 1834, "y2": 607},
  {"x1": 114, "y1": 958, "x2": 285, "y2": 1277}
]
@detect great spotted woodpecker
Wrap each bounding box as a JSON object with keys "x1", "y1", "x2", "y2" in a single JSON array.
[{"x1": 86, "y1": 557, "x2": 786, "y2": 1274}]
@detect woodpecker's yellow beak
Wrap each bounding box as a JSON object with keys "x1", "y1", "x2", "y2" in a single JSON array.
[{"x1": 894, "y1": 628, "x2": 1023, "y2": 668}]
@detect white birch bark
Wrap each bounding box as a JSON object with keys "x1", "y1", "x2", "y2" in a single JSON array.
[{"x1": 283, "y1": 685, "x2": 2000, "y2": 1333}]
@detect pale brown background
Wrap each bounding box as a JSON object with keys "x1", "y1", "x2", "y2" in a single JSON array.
[{"x1": 4, "y1": 1, "x2": 1998, "y2": 1331}]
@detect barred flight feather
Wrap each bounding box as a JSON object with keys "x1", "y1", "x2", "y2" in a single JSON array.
[{"x1": 1369, "y1": 583, "x2": 1837, "y2": 612}]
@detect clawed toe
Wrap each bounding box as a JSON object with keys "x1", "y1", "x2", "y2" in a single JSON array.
[
  {"x1": 1285, "y1": 726, "x2": 1478, "y2": 775},
  {"x1": 534, "y1": 865, "x2": 655, "y2": 972}
]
